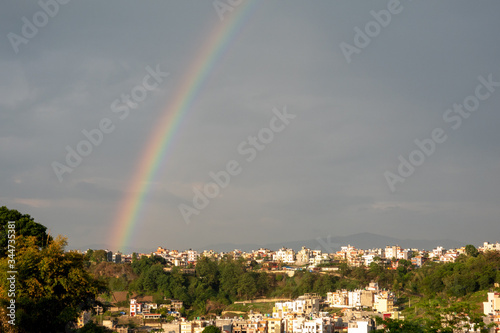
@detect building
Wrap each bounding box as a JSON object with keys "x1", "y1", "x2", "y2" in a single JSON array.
[
  {"x1": 481, "y1": 242, "x2": 500, "y2": 252},
  {"x1": 113, "y1": 252, "x2": 122, "y2": 263},
  {"x1": 273, "y1": 248, "x2": 296, "y2": 264},
  {"x1": 411, "y1": 256, "x2": 425, "y2": 268},
  {"x1": 484, "y1": 292, "x2": 500, "y2": 315},
  {"x1": 347, "y1": 319, "x2": 375, "y2": 333},
  {"x1": 373, "y1": 292, "x2": 395, "y2": 313},
  {"x1": 163, "y1": 323, "x2": 181, "y2": 333},
  {"x1": 326, "y1": 291, "x2": 349, "y2": 308},
  {"x1": 297, "y1": 247, "x2": 311, "y2": 265},
  {"x1": 384, "y1": 246, "x2": 401, "y2": 260},
  {"x1": 273, "y1": 295, "x2": 321, "y2": 318},
  {"x1": 130, "y1": 299, "x2": 141, "y2": 317},
  {"x1": 266, "y1": 318, "x2": 283, "y2": 333},
  {"x1": 187, "y1": 250, "x2": 199, "y2": 263}
]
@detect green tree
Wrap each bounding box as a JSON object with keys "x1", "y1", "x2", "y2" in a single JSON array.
[
  {"x1": 0, "y1": 206, "x2": 52, "y2": 257},
  {"x1": 374, "y1": 318, "x2": 425, "y2": 333},
  {"x1": 91, "y1": 249, "x2": 108, "y2": 263},
  {"x1": 465, "y1": 244, "x2": 479, "y2": 257},
  {"x1": 202, "y1": 325, "x2": 221, "y2": 333},
  {"x1": 0, "y1": 235, "x2": 107, "y2": 333}
]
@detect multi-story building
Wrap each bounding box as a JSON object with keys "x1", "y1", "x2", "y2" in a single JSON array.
[
  {"x1": 273, "y1": 248, "x2": 296, "y2": 264},
  {"x1": 373, "y1": 292, "x2": 395, "y2": 313},
  {"x1": 430, "y1": 246, "x2": 445, "y2": 259},
  {"x1": 397, "y1": 249, "x2": 412, "y2": 260},
  {"x1": 384, "y1": 246, "x2": 401, "y2": 260},
  {"x1": 411, "y1": 256, "x2": 425, "y2": 268},
  {"x1": 130, "y1": 299, "x2": 141, "y2": 317},
  {"x1": 481, "y1": 242, "x2": 500, "y2": 252},
  {"x1": 266, "y1": 318, "x2": 283, "y2": 333},
  {"x1": 362, "y1": 254, "x2": 376, "y2": 267},
  {"x1": 273, "y1": 295, "x2": 321, "y2": 318},
  {"x1": 297, "y1": 247, "x2": 311, "y2": 265},
  {"x1": 187, "y1": 250, "x2": 199, "y2": 263},
  {"x1": 326, "y1": 291, "x2": 349, "y2": 308},
  {"x1": 113, "y1": 252, "x2": 122, "y2": 263},
  {"x1": 484, "y1": 292, "x2": 500, "y2": 315},
  {"x1": 347, "y1": 319, "x2": 375, "y2": 333}
]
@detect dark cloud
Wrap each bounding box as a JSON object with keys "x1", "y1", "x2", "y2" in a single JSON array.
[{"x1": 1, "y1": 1, "x2": 499, "y2": 251}]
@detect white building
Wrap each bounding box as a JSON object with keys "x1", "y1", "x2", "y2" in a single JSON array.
[
  {"x1": 187, "y1": 250, "x2": 199, "y2": 262},
  {"x1": 273, "y1": 248, "x2": 296, "y2": 264},
  {"x1": 362, "y1": 254, "x2": 376, "y2": 266},
  {"x1": 297, "y1": 247, "x2": 311, "y2": 265},
  {"x1": 130, "y1": 299, "x2": 141, "y2": 317},
  {"x1": 384, "y1": 246, "x2": 401, "y2": 260},
  {"x1": 397, "y1": 249, "x2": 412, "y2": 260},
  {"x1": 347, "y1": 320, "x2": 375, "y2": 333},
  {"x1": 484, "y1": 292, "x2": 500, "y2": 315}
]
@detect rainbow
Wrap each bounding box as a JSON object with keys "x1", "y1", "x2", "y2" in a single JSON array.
[{"x1": 110, "y1": 1, "x2": 257, "y2": 252}]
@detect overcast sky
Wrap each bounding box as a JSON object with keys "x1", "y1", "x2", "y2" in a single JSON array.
[{"x1": 1, "y1": 1, "x2": 500, "y2": 252}]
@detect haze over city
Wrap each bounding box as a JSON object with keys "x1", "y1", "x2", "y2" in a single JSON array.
[{"x1": 1, "y1": 1, "x2": 500, "y2": 253}]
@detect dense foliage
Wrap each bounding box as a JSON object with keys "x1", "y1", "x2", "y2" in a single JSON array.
[
  {"x1": 0, "y1": 207, "x2": 107, "y2": 333},
  {"x1": 119, "y1": 256, "x2": 349, "y2": 318},
  {"x1": 0, "y1": 206, "x2": 52, "y2": 257}
]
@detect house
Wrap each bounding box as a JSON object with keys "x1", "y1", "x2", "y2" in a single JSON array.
[
  {"x1": 273, "y1": 248, "x2": 296, "y2": 264},
  {"x1": 384, "y1": 246, "x2": 401, "y2": 260},
  {"x1": 373, "y1": 292, "x2": 394, "y2": 313},
  {"x1": 143, "y1": 313, "x2": 161, "y2": 320},
  {"x1": 347, "y1": 319, "x2": 375, "y2": 333},
  {"x1": 411, "y1": 256, "x2": 425, "y2": 268},
  {"x1": 266, "y1": 318, "x2": 283, "y2": 333},
  {"x1": 484, "y1": 292, "x2": 500, "y2": 315},
  {"x1": 172, "y1": 300, "x2": 184, "y2": 311},
  {"x1": 130, "y1": 299, "x2": 141, "y2": 317}
]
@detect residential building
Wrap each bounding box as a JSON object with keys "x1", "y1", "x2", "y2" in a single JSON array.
[
  {"x1": 297, "y1": 247, "x2": 311, "y2": 265},
  {"x1": 483, "y1": 292, "x2": 500, "y2": 315},
  {"x1": 373, "y1": 292, "x2": 395, "y2": 313},
  {"x1": 266, "y1": 318, "x2": 283, "y2": 333},
  {"x1": 384, "y1": 246, "x2": 401, "y2": 260},
  {"x1": 187, "y1": 250, "x2": 199, "y2": 263},
  {"x1": 130, "y1": 299, "x2": 141, "y2": 317},
  {"x1": 273, "y1": 248, "x2": 296, "y2": 264},
  {"x1": 347, "y1": 319, "x2": 375, "y2": 333}
]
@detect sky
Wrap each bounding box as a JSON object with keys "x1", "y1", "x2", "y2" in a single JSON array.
[{"x1": 1, "y1": 1, "x2": 500, "y2": 253}]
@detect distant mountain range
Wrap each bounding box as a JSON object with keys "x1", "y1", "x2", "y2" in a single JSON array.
[
  {"x1": 198, "y1": 232, "x2": 468, "y2": 252},
  {"x1": 74, "y1": 232, "x2": 469, "y2": 254}
]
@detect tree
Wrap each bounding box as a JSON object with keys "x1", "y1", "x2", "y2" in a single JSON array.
[
  {"x1": 202, "y1": 325, "x2": 221, "y2": 333},
  {"x1": 374, "y1": 318, "x2": 425, "y2": 333},
  {"x1": 465, "y1": 244, "x2": 479, "y2": 257},
  {"x1": 91, "y1": 249, "x2": 108, "y2": 263},
  {"x1": 77, "y1": 321, "x2": 113, "y2": 332},
  {"x1": 0, "y1": 235, "x2": 107, "y2": 333},
  {"x1": 0, "y1": 206, "x2": 52, "y2": 257}
]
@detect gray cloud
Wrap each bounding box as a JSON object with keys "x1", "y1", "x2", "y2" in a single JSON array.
[{"x1": 1, "y1": 1, "x2": 499, "y2": 251}]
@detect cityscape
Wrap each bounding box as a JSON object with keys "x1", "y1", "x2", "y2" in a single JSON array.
[
  {"x1": 2, "y1": 1, "x2": 500, "y2": 333},
  {"x1": 70, "y1": 241, "x2": 500, "y2": 332}
]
